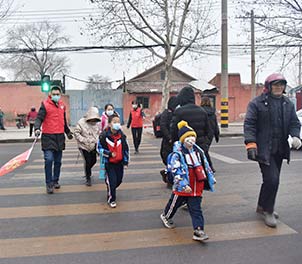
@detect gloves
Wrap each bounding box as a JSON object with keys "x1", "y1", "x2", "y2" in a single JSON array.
[
  {"x1": 292, "y1": 136, "x2": 302, "y2": 149},
  {"x1": 35, "y1": 129, "x2": 41, "y2": 137},
  {"x1": 246, "y1": 142, "x2": 257, "y2": 161},
  {"x1": 67, "y1": 132, "x2": 73, "y2": 140}
]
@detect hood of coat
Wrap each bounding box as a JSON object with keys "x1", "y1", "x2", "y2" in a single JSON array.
[
  {"x1": 85, "y1": 107, "x2": 101, "y2": 122},
  {"x1": 178, "y1": 86, "x2": 195, "y2": 106}
]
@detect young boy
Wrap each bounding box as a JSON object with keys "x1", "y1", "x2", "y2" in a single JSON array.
[
  {"x1": 98, "y1": 114, "x2": 129, "y2": 208},
  {"x1": 160, "y1": 120, "x2": 215, "y2": 242}
]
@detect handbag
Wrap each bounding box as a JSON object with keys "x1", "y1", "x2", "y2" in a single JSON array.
[
  {"x1": 188, "y1": 153, "x2": 207, "y2": 182},
  {"x1": 99, "y1": 150, "x2": 106, "y2": 180}
]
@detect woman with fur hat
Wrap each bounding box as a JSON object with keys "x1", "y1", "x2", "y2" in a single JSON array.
[
  {"x1": 74, "y1": 107, "x2": 101, "y2": 186},
  {"x1": 160, "y1": 120, "x2": 215, "y2": 242}
]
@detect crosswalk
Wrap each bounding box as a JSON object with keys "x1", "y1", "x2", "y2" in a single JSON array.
[{"x1": 0, "y1": 133, "x2": 298, "y2": 260}]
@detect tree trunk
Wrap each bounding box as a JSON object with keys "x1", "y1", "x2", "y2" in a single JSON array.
[{"x1": 161, "y1": 60, "x2": 172, "y2": 112}]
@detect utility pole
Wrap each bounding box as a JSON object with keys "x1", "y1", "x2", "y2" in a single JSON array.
[
  {"x1": 221, "y1": 0, "x2": 228, "y2": 128},
  {"x1": 251, "y1": 10, "x2": 256, "y2": 99}
]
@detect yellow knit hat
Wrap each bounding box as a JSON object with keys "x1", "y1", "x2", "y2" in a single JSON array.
[{"x1": 177, "y1": 120, "x2": 197, "y2": 143}]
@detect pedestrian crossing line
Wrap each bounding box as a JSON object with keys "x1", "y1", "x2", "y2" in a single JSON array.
[
  {"x1": 0, "y1": 181, "x2": 164, "y2": 196},
  {"x1": 210, "y1": 152, "x2": 244, "y2": 164},
  {"x1": 0, "y1": 221, "x2": 296, "y2": 259},
  {"x1": 62, "y1": 146, "x2": 159, "y2": 153},
  {"x1": 11, "y1": 167, "x2": 164, "y2": 179},
  {"x1": 28, "y1": 159, "x2": 162, "y2": 166},
  {"x1": 0, "y1": 194, "x2": 247, "y2": 219}
]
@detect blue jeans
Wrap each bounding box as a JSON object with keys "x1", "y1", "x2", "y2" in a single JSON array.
[{"x1": 43, "y1": 150, "x2": 63, "y2": 186}]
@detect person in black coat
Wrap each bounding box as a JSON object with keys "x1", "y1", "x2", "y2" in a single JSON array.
[
  {"x1": 171, "y1": 86, "x2": 211, "y2": 162},
  {"x1": 200, "y1": 96, "x2": 220, "y2": 172},
  {"x1": 159, "y1": 96, "x2": 178, "y2": 184},
  {"x1": 244, "y1": 73, "x2": 301, "y2": 228}
]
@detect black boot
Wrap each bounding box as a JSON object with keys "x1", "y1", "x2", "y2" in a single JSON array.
[{"x1": 86, "y1": 176, "x2": 92, "y2": 186}]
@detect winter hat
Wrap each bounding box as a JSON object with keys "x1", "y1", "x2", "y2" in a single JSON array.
[
  {"x1": 177, "y1": 120, "x2": 197, "y2": 143},
  {"x1": 177, "y1": 86, "x2": 195, "y2": 106}
]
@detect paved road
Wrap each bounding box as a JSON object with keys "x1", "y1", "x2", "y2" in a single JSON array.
[{"x1": 0, "y1": 132, "x2": 302, "y2": 264}]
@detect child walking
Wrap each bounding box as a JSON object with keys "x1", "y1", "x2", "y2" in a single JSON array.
[
  {"x1": 98, "y1": 114, "x2": 129, "y2": 208},
  {"x1": 160, "y1": 120, "x2": 215, "y2": 242}
]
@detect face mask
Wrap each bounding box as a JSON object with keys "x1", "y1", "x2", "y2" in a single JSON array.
[
  {"x1": 132, "y1": 104, "x2": 137, "y2": 109},
  {"x1": 51, "y1": 95, "x2": 61, "y2": 103},
  {"x1": 112, "y1": 123, "x2": 121, "y2": 130},
  {"x1": 106, "y1": 110, "x2": 114, "y2": 116},
  {"x1": 184, "y1": 136, "x2": 196, "y2": 148}
]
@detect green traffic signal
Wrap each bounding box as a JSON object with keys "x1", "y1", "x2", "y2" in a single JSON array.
[{"x1": 41, "y1": 75, "x2": 51, "y2": 92}]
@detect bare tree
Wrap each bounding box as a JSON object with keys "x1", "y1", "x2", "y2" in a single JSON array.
[
  {"x1": 86, "y1": 0, "x2": 217, "y2": 110},
  {"x1": 1, "y1": 21, "x2": 70, "y2": 81},
  {"x1": 0, "y1": 0, "x2": 13, "y2": 21},
  {"x1": 238, "y1": 0, "x2": 302, "y2": 84},
  {"x1": 86, "y1": 74, "x2": 111, "y2": 90}
]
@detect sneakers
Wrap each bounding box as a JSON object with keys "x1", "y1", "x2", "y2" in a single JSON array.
[
  {"x1": 256, "y1": 205, "x2": 279, "y2": 219},
  {"x1": 46, "y1": 185, "x2": 53, "y2": 194},
  {"x1": 263, "y1": 212, "x2": 277, "y2": 228},
  {"x1": 109, "y1": 201, "x2": 117, "y2": 208},
  {"x1": 53, "y1": 182, "x2": 61, "y2": 189},
  {"x1": 193, "y1": 228, "x2": 209, "y2": 241},
  {"x1": 160, "y1": 213, "x2": 175, "y2": 229}
]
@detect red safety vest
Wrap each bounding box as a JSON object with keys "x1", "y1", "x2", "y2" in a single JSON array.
[
  {"x1": 130, "y1": 108, "x2": 143, "y2": 128},
  {"x1": 42, "y1": 97, "x2": 65, "y2": 134}
]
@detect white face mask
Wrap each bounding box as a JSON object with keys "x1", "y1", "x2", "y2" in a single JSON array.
[
  {"x1": 112, "y1": 123, "x2": 121, "y2": 130},
  {"x1": 106, "y1": 110, "x2": 114, "y2": 116},
  {"x1": 184, "y1": 136, "x2": 196, "y2": 148},
  {"x1": 132, "y1": 104, "x2": 138, "y2": 109}
]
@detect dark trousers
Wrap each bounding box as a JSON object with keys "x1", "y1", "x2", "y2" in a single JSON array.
[
  {"x1": 164, "y1": 193, "x2": 204, "y2": 230},
  {"x1": 131, "y1": 127, "x2": 143, "y2": 151},
  {"x1": 0, "y1": 117, "x2": 4, "y2": 130},
  {"x1": 29, "y1": 123, "x2": 34, "y2": 137},
  {"x1": 43, "y1": 150, "x2": 63, "y2": 186},
  {"x1": 79, "y1": 148, "x2": 97, "y2": 178},
  {"x1": 258, "y1": 154, "x2": 283, "y2": 213},
  {"x1": 105, "y1": 163, "x2": 124, "y2": 203}
]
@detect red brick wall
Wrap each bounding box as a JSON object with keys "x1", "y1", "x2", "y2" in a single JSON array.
[{"x1": 0, "y1": 82, "x2": 70, "y2": 127}]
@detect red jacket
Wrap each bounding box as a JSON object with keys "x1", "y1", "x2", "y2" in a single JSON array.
[
  {"x1": 42, "y1": 96, "x2": 65, "y2": 134},
  {"x1": 128, "y1": 108, "x2": 143, "y2": 128}
]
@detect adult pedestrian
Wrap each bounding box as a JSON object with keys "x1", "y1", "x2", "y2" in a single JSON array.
[
  {"x1": 244, "y1": 73, "x2": 301, "y2": 228},
  {"x1": 159, "y1": 96, "x2": 178, "y2": 183},
  {"x1": 34, "y1": 86, "x2": 73, "y2": 194},
  {"x1": 200, "y1": 96, "x2": 220, "y2": 172},
  {"x1": 27, "y1": 107, "x2": 38, "y2": 137},
  {"x1": 126, "y1": 100, "x2": 145, "y2": 154},
  {"x1": 100, "y1": 103, "x2": 119, "y2": 132},
  {"x1": 74, "y1": 107, "x2": 101, "y2": 186},
  {"x1": 171, "y1": 86, "x2": 211, "y2": 158},
  {"x1": 0, "y1": 106, "x2": 5, "y2": 130}
]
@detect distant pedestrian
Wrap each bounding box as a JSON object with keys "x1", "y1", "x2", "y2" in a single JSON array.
[
  {"x1": 74, "y1": 107, "x2": 101, "y2": 186},
  {"x1": 0, "y1": 107, "x2": 5, "y2": 130},
  {"x1": 244, "y1": 73, "x2": 301, "y2": 228},
  {"x1": 27, "y1": 107, "x2": 38, "y2": 137},
  {"x1": 126, "y1": 100, "x2": 145, "y2": 154},
  {"x1": 34, "y1": 86, "x2": 73, "y2": 194},
  {"x1": 100, "y1": 103, "x2": 119, "y2": 132},
  {"x1": 159, "y1": 96, "x2": 178, "y2": 183},
  {"x1": 98, "y1": 114, "x2": 129, "y2": 208},
  {"x1": 200, "y1": 96, "x2": 220, "y2": 172},
  {"x1": 160, "y1": 121, "x2": 214, "y2": 242}
]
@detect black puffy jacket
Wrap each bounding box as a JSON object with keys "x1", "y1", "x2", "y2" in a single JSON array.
[{"x1": 171, "y1": 86, "x2": 210, "y2": 151}]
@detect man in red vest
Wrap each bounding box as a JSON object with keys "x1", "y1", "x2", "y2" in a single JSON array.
[
  {"x1": 34, "y1": 86, "x2": 73, "y2": 194},
  {"x1": 126, "y1": 100, "x2": 145, "y2": 154}
]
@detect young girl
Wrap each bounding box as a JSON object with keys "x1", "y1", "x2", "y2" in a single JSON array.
[
  {"x1": 99, "y1": 104, "x2": 119, "y2": 132},
  {"x1": 98, "y1": 114, "x2": 129, "y2": 208},
  {"x1": 160, "y1": 120, "x2": 215, "y2": 242}
]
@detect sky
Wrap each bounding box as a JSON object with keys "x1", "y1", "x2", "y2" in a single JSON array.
[{"x1": 0, "y1": 0, "x2": 298, "y2": 90}]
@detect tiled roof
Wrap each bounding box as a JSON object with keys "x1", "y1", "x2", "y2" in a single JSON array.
[{"x1": 125, "y1": 82, "x2": 198, "y2": 93}]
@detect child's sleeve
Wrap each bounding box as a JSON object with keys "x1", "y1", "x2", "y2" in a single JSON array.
[{"x1": 97, "y1": 133, "x2": 111, "y2": 157}]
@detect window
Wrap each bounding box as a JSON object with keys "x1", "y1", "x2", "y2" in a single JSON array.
[{"x1": 137, "y1": 96, "x2": 149, "y2": 109}]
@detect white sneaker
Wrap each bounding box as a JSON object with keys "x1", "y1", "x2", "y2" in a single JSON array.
[
  {"x1": 160, "y1": 213, "x2": 175, "y2": 229},
  {"x1": 109, "y1": 201, "x2": 117, "y2": 208},
  {"x1": 193, "y1": 229, "x2": 209, "y2": 241}
]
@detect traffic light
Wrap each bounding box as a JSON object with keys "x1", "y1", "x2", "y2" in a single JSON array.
[{"x1": 41, "y1": 75, "x2": 51, "y2": 92}]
